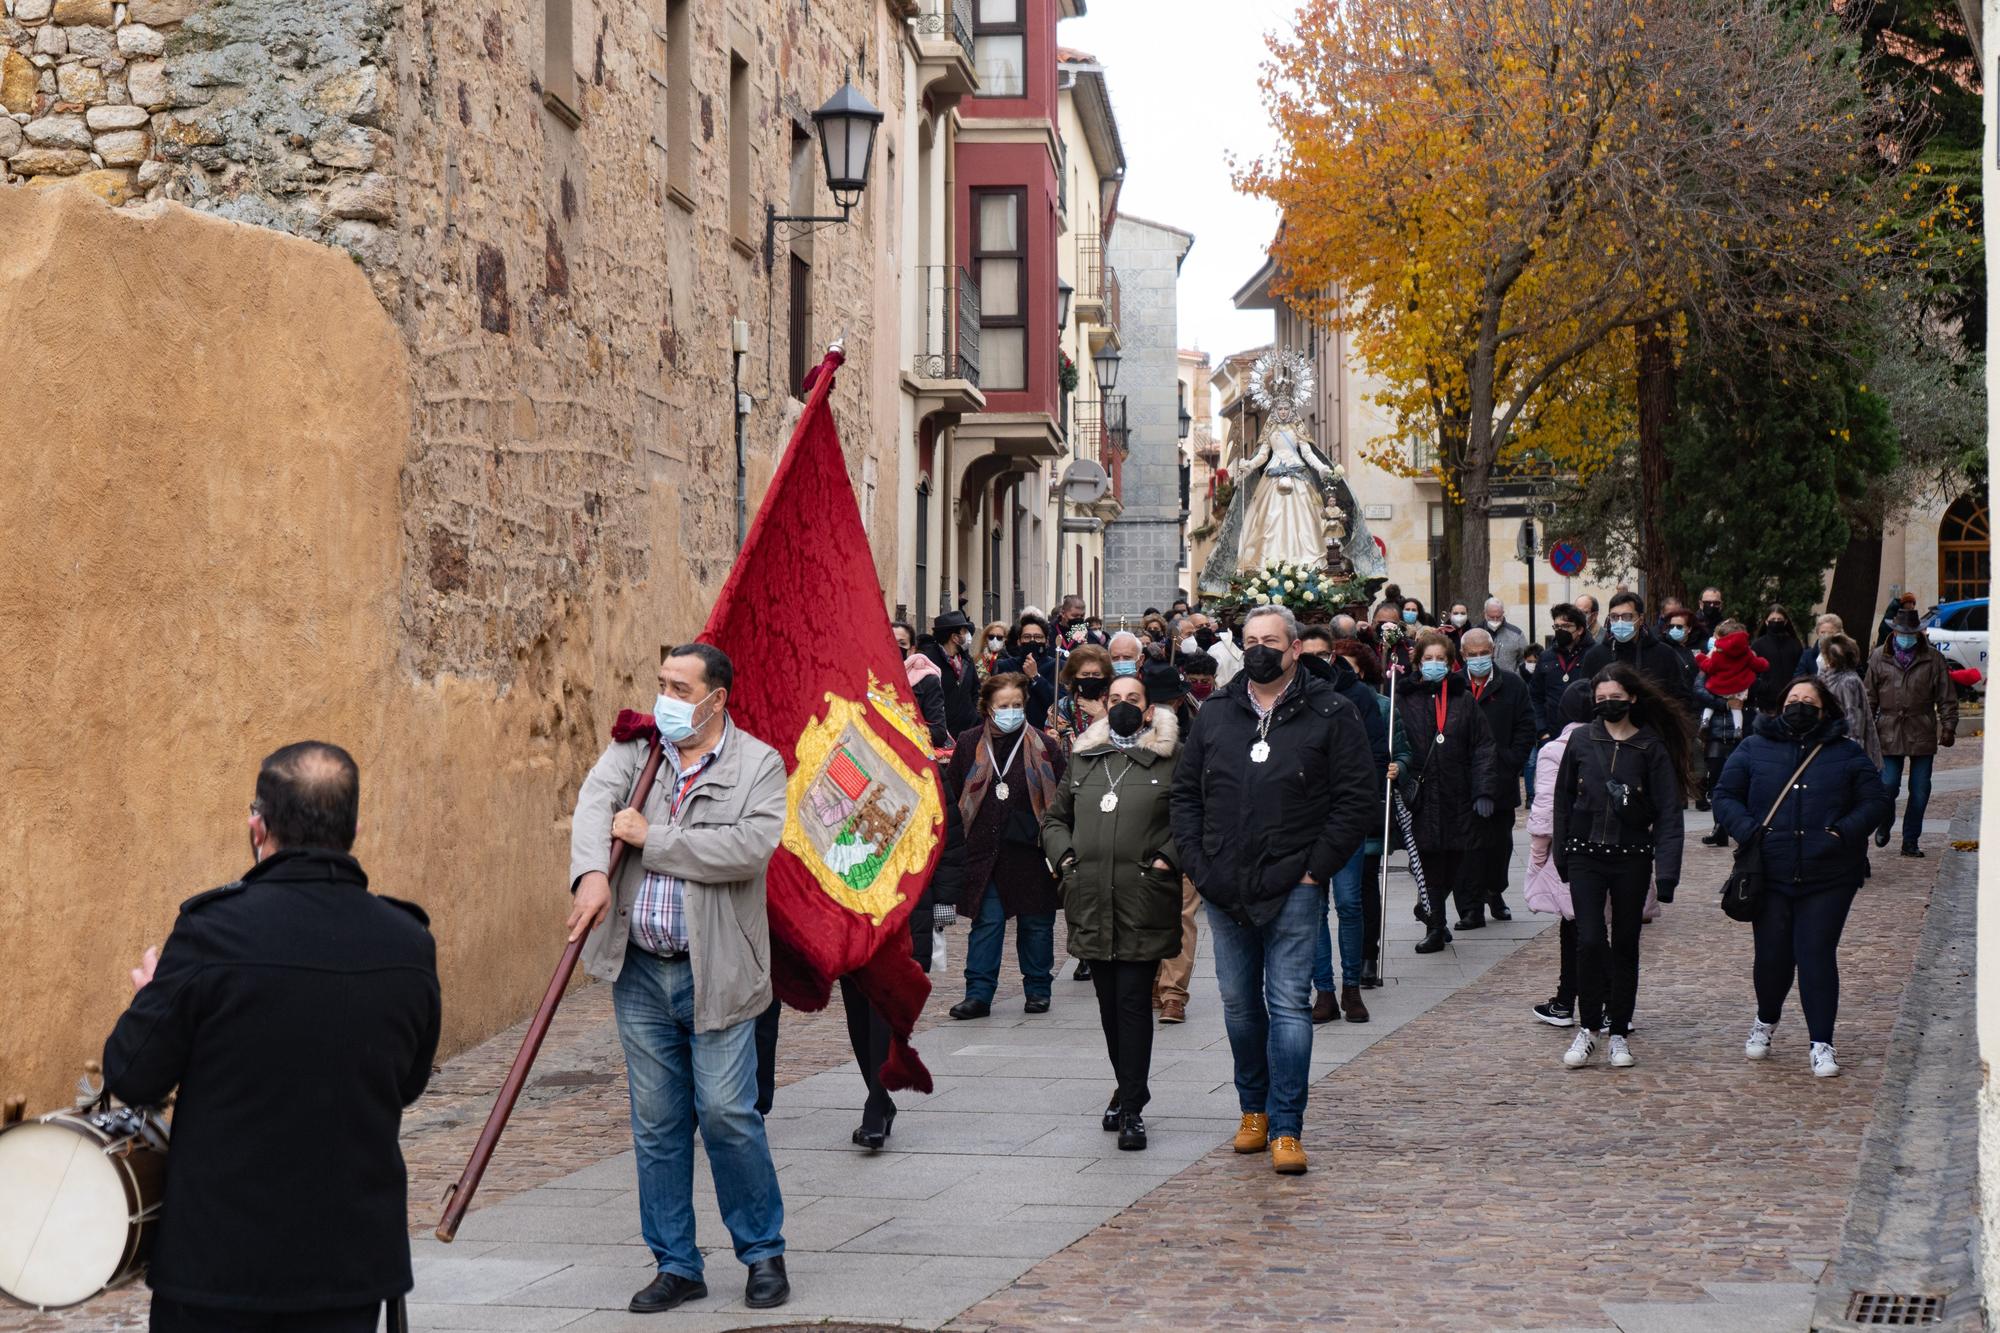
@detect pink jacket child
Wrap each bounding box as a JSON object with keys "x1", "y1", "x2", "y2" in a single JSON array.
[{"x1": 1526, "y1": 721, "x2": 1661, "y2": 923}]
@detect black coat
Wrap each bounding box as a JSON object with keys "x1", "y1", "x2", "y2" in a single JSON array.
[
  {"x1": 1749, "y1": 628, "x2": 1804, "y2": 712},
  {"x1": 103, "y1": 849, "x2": 440, "y2": 1314},
  {"x1": 1711, "y1": 717, "x2": 1892, "y2": 896},
  {"x1": 1394, "y1": 673, "x2": 1497, "y2": 854},
  {"x1": 917, "y1": 637, "x2": 982, "y2": 737},
  {"x1": 1582, "y1": 628, "x2": 1693, "y2": 708},
  {"x1": 1469, "y1": 668, "x2": 1536, "y2": 811},
  {"x1": 912, "y1": 674, "x2": 950, "y2": 748},
  {"x1": 1171, "y1": 668, "x2": 1378, "y2": 927},
  {"x1": 1302, "y1": 653, "x2": 1391, "y2": 782},
  {"x1": 1551, "y1": 722, "x2": 1687, "y2": 886},
  {"x1": 1531, "y1": 639, "x2": 1593, "y2": 737},
  {"x1": 944, "y1": 723, "x2": 1066, "y2": 918}
]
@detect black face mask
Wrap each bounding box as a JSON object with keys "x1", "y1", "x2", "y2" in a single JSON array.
[
  {"x1": 1702, "y1": 602, "x2": 1722, "y2": 615},
  {"x1": 1554, "y1": 629, "x2": 1575, "y2": 650},
  {"x1": 1782, "y1": 702, "x2": 1822, "y2": 734},
  {"x1": 1243, "y1": 644, "x2": 1287, "y2": 684},
  {"x1": 1194, "y1": 629, "x2": 1219, "y2": 650},
  {"x1": 1765, "y1": 622, "x2": 1787, "y2": 636},
  {"x1": 1594, "y1": 698, "x2": 1632, "y2": 723},
  {"x1": 1073, "y1": 676, "x2": 1109, "y2": 700},
  {"x1": 1018, "y1": 640, "x2": 1047, "y2": 655},
  {"x1": 1108, "y1": 702, "x2": 1145, "y2": 737},
  {"x1": 1298, "y1": 652, "x2": 1335, "y2": 682}
]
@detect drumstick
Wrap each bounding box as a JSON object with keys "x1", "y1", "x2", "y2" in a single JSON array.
[{"x1": 433, "y1": 736, "x2": 667, "y2": 1242}]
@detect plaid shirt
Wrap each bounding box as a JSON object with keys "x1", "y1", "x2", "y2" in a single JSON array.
[{"x1": 629, "y1": 726, "x2": 728, "y2": 957}]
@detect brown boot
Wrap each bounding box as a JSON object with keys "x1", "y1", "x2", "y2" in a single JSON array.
[
  {"x1": 1269, "y1": 1136, "x2": 1309, "y2": 1175},
  {"x1": 1158, "y1": 998, "x2": 1186, "y2": 1024},
  {"x1": 1232, "y1": 1113, "x2": 1270, "y2": 1153},
  {"x1": 1310, "y1": 990, "x2": 1340, "y2": 1024},
  {"x1": 1340, "y1": 985, "x2": 1370, "y2": 1023}
]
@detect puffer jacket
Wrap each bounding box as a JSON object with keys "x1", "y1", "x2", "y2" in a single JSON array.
[
  {"x1": 1711, "y1": 716, "x2": 1892, "y2": 896},
  {"x1": 1042, "y1": 711, "x2": 1183, "y2": 962},
  {"x1": 1393, "y1": 672, "x2": 1497, "y2": 854},
  {"x1": 1866, "y1": 638, "x2": 1958, "y2": 757},
  {"x1": 1551, "y1": 720, "x2": 1686, "y2": 886}
]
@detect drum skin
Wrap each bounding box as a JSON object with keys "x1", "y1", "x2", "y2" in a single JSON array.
[{"x1": 0, "y1": 1114, "x2": 165, "y2": 1311}]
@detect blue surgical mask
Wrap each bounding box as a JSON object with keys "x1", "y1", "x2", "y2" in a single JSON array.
[
  {"x1": 1895, "y1": 633, "x2": 1919, "y2": 650},
  {"x1": 1667, "y1": 626, "x2": 1687, "y2": 642},
  {"x1": 992, "y1": 706, "x2": 1026, "y2": 733},
  {"x1": 1465, "y1": 654, "x2": 1493, "y2": 677},
  {"x1": 1419, "y1": 660, "x2": 1449, "y2": 683},
  {"x1": 1608, "y1": 620, "x2": 1637, "y2": 642},
  {"x1": 1402, "y1": 609, "x2": 1419, "y2": 624},
  {"x1": 1112, "y1": 660, "x2": 1139, "y2": 677},
  {"x1": 655, "y1": 690, "x2": 714, "y2": 744}
]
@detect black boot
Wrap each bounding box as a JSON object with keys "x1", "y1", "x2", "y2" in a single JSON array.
[
  {"x1": 1415, "y1": 926, "x2": 1451, "y2": 954},
  {"x1": 1117, "y1": 1111, "x2": 1148, "y2": 1151},
  {"x1": 1074, "y1": 959, "x2": 1093, "y2": 981},
  {"x1": 1488, "y1": 896, "x2": 1512, "y2": 922},
  {"x1": 1359, "y1": 957, "x2": 1383, "y2": 989},
  {"x1": 1101, "y1": 1094, "x2": 1121, "y2": 1132}
]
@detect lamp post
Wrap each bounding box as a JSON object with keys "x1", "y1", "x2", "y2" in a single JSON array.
[
  {"x1": 1178, "y1": 403, "x2": 1193, "y2": 441},
  {"x1": 1091, "y1": 341, "x2": 1121, "y2": 393},
  {"x1": 764, "y1": 76, "x2": 885, "y2": 273},
  {"x1": 1057, "y1": 278, "x2": 1074, "y2": 332}
]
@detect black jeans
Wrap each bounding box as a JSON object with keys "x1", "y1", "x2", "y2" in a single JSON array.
[
  {"x1": 1752, "y1": 885, "x2": 1859, "y2": 1044},
  {"x1": 152, "y1": 1299, "x2": 383, "y2": 1332},
  {"x1": 1419, "y1": 848, "x2": 1464, "y2": 930},
  {"x1": 838, "y1": 898, "x2": 937, "y2": 1132},
  {"x1": 1090, "y1": 959, "x2": 1160, "y2": 1115},
  {"x1": 1555, "y1": 916, "x2": 1577, "y2": 1008},
  {"x1": 1568, "y1": 853, "x2": 1651, "y2": 1036},
  {"x1": 1361, "y1": 852, "x2": 1383, "y2": 960}
]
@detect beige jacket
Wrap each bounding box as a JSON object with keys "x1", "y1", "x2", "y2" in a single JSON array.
[{"x1": 568, "y1": 719, "x2": 788, "y2": 1032}]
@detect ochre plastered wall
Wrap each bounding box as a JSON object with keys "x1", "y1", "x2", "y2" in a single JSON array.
[{"x1": 0, "y1": 187, "x2": 655, "y2": 1110}]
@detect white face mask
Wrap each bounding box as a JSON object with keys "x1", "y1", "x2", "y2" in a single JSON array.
[
  {"x1": 1450, "y1": 613, "x2": 1469, "y2": 627},
  {"x1": 1486, "y1": 618, "x2": 1503, "y2": 631},
  {"x1": 987, "y1": 636, "x2": 1004, "y2": 652}
]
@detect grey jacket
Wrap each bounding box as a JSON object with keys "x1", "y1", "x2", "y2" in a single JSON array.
[
  {"x1": 568, "y1": 719, "x2": 788, "y2": 1032},
  {"x1": 1486, "y1": 620, "x2": 1529, "y2": 674}
]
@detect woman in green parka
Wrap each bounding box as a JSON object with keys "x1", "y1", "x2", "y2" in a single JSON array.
[{"x1": 1042, "y1": 665, "x2": 1183, "y2": 1152}]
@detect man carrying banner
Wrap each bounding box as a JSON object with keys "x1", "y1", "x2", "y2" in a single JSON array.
[{"x1": 566, "y1": 642, "x2": 792, "y2": 1315}]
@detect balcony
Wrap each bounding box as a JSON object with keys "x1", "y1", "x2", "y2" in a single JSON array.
[
  {"x1": 1071, "y1": 396, "x2": 1124, "y2": 516},
  {"x1": 904, "y1": 264, "x2": 985, "y2": 417},
  {"x1": 1075, "y1": 233, "x2": 1118, "y2": 338},
  {"x1": 911, "y1": 0, "x2": 978, "y2": 107}
]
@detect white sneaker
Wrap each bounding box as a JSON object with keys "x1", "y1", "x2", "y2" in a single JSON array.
[
  {"x1": 1562, "y1": 1030, "x2": 1597, "y2": 1069},
  {"x1": 1607, "y1": 1035, "x2": 1634, "y2": 1068},
  {"x1": 1745, "y1": 1020, "x2": 1776, "y2": 1061},
  {"x1": 1811, "y1": 1042, "x2": 1841, "y2": 1078}
]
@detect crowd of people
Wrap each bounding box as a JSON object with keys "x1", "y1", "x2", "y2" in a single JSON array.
[{"x1": 88, "y1": 582, "x2": 1961, "y2": 1326}]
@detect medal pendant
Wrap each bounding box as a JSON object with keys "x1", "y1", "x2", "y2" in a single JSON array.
[
  {"x1": 996, "y1": 781, "x2": 1011, "y2": 801},
  {"x1": 1099, "y1": 792, "x2": 1119, "y2": 813},
  {"x1": 1250, "y1": 740, "x2": 1271, "y2": 764},
  {"x1": 1434, "y1": 733, "x2": 1445, "y2": 746}
]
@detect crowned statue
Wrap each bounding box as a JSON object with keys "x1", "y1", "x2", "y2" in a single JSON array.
[{"x1": 1199, "y1": 349, "x2": 1386, "y2": 595}]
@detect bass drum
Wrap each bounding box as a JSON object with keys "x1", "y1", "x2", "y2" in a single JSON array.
[{"x1": 0, "y1": 1107, "x2": 167, "y2": 1311}]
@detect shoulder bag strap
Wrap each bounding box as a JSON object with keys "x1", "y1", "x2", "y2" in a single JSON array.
[{"x1": 1756, "y1": 744, "x2": 1826, "y2": 831}]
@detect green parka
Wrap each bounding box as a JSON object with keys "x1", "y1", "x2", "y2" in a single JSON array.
[{"x1": 1041, "y1": 708, "x2": 1183, "y2": 963}]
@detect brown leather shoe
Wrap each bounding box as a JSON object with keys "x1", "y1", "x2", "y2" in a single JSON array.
[
  {"x1": 1232, "y1": 1112, "x2": 1269, "y2": 1153},
  {"x1": 1310, "y1": 990, "x2": 1339, "y2": 1024},
  {"x1": 1340, "y1": 985, "x2": 1370, "y2": 1023},
  {"x1": 1158, "y1": 998, "x2": 1186, "y2": 1024},
  {"x1": 1270, "y1": 1136, "x2": 1308, "y2": 1174}
]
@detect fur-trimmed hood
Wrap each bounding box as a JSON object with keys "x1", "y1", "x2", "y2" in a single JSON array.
[{"x1": 1072, "y1": 704, "x2": 1180, "y2": 760}]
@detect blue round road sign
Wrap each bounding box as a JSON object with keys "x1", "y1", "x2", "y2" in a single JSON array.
[{"x1": 1549, "y1": 541, "x2": 1586, "y2": 577}]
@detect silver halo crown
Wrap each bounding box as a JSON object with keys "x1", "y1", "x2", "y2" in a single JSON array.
[{"x1": 1249, "y1": 349, "x2": 1314, "y2": 422}]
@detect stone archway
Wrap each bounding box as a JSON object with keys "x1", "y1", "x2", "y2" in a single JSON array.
[{"x1": 1938, "y1": 489, "x2": 1990, "y2": 604}]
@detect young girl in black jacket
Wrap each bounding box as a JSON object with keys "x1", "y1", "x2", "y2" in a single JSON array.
[{"x1": 1552, "y1": 663, "x2": 1695, "y2": 1069}]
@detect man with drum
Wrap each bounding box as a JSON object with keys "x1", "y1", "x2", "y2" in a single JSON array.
[{"x1": 101, "y1": 741, "x2": 440, "y2": 1332}]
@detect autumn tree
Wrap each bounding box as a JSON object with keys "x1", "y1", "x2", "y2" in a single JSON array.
[{"x1": 1240, "y1": 0, "x2": 1901, "y2": 602}]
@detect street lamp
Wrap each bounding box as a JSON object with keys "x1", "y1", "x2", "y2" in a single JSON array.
[
  {"x1": 1092, "y1": 341, "x2": 1121, "y2": 392},
  {"x1": 1057, "y1": 278, "x2": 1074, "y2": 332},
  {"x1": 1178, "y1": 403, "x2": 1193, "y2": 441},
  {"x1": 764, "y1": 76, "x2": 885, "y2": 272}
]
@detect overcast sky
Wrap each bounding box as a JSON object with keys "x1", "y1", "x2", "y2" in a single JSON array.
[{"x1": 1061, "y1": 0, "x2": 1297, "y2": 381}]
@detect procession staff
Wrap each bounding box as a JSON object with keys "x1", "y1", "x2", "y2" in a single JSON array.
[
  {"x1": 1170, "y1": 604, "x2": 1376, "y2": 1176},
  {"x1": 1393, "y1": 630, "x2": 1498, "y2": 954},
  {"x1": 104, "y1": 743, "x2": 440, "y2": 1333},
  {"x1": 565, "y1": 643, "x2": 792, "y2": 1314},
  {"x1": 1552, "y1": 664, "x2": 1693, "y2": 1071},
  {"x1": 1043, "y1": 670, "x2": 1184, "y2": 1151}
]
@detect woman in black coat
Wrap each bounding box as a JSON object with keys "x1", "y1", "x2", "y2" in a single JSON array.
[
  {"x1": 1749, "y1": 603, "x2": 1805, "y2": 713},
  {"x1": 1552, "y1": 664, "x2": 1693, "y2": 1071},
  {"x1": 1393, "y1": 630, "x2": 1497, "y2": 954},
  {"x1": 944, "y1": 674, "x2": 1066, "y2": 1019},
  {"x1": 1712, "y1": 677, "x2": 1892, "y2": 1079}
]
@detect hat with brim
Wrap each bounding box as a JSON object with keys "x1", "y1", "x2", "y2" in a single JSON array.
[
  {"x1": 931, "y1": 610, "x2": 974, "y2": 636},
  {"x1": 1892, "y1": 607, "x2": 1924, "y2": 633},
  {"x1": 1142, "y1": 661, "x2": 1186, "y2": 704}
]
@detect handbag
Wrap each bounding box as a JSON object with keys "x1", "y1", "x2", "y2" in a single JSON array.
[{"x1": 1719, "y1": 744, "x2": 1824, "y2": 922}]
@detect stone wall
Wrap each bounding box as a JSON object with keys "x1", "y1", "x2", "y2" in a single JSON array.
[{"x1": 1103, "y1": 214, "x2": 1192, "y2": 617}]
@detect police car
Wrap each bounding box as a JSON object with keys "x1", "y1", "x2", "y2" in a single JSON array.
[{"x1": 1925, "y1": 598, "x2": 1988, "y2": 689}]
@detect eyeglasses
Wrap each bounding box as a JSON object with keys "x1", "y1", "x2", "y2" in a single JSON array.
[{"x1": 1609, "y1": 612, "x2": 1639, "y2": 624}]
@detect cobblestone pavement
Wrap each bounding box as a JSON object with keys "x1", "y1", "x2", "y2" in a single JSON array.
[{"x1": 948, "y1": 780, "x2": 1981, "y2": 1333}]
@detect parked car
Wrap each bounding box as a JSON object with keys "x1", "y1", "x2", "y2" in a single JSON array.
[{"x1": 1925, "y1": 598, "x2": 1988, "y2": 690}]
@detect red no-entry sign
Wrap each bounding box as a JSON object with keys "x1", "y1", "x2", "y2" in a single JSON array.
[{"x1": 1549, "y1": 541, "x2": 1587, "y2": 577}]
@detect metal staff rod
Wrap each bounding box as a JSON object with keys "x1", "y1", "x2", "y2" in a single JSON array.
[
  {"x1": 1379, "y1": 663, "x2": 1397, "y2": 977},
  {"x1": 434, "y1": 735, "x2": 668, "y2": 1242}
]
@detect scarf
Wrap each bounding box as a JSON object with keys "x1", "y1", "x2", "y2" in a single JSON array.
[{"x1": 958, "y1": 720, "x2": 1060, "y2": 834}]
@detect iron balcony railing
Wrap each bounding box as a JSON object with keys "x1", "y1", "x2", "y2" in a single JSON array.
[
  {"x1": 1077, "y1": 233, "x2": 1118, "y2": 333},
  {"x1": 914, "y1": 264, "x2": 981, "y2": 385},
  {"x1": 914, "y1": 0, "x2": 974, "y2": 62}
]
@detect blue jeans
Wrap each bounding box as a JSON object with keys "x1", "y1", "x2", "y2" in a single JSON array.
[
  {"x1": 612, "y1": 952, "x2": 785, "y2": 1281},
  {"x1": 1523, "y1": 741, "x2": 1540, "y2": 808},
  {"x1": 1312, "y1": 850, "x2": 1367, "y2": 992},
  {"x1": 1208, "y1": 883, "x2": 1318, "y2": 1139},
  {"x1": 1879, "y1": 754, "x2": 1935, "y2": 847},
  {"x1": 962, "y1": 880, "x2": 1055, "y2": 1003}
]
